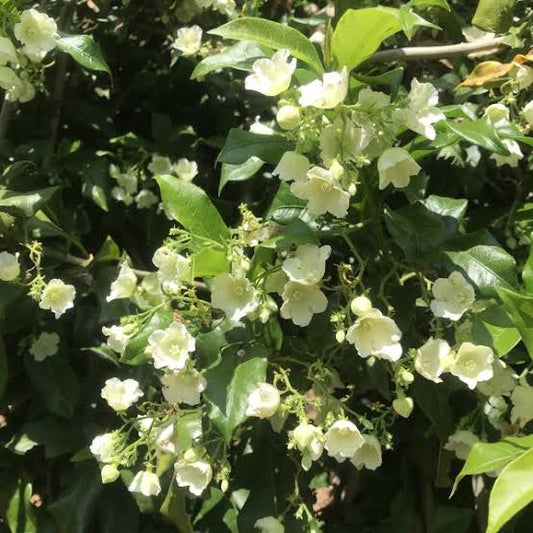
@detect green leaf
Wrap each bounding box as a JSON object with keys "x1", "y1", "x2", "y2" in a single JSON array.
[
  {"x1": 160, "y1": 482, "x2": 194, "y2": 533},
  {"x1": 472, "y1": 0, "x2": 515, "y2": 33},
  {"x1": 156, "y1": 175, "x2": 230, "y2": 243},
  {"x1": 219, "y1": 156, "x2": 264, "y2": 195},
  {"x1": 6, "y1": 481, "x2": 36, "y2": 533},
  {"x1": 523, "y1": 232, "x2": 533, "y2": 294},
  {"x1": 209, "y1": 17, "x2": 323, "y2": 74},
  {"x1": 446, "y1": 118, "x2": 510, "y2": 156},
  {"x1": 265, "y1": 182, "x2": 312, "y2": 224},
  {"x1": 408, "y1": 0, "x2": 450, "y2": 10},
  {"x1": 496, "y1": 287, "x2": 533, "y2": 359},
  {"x1": 56, "y1": 34, "x2": 111, "y2": 76},
  {"x1": 452, "y1": 436, "x2": 533, "y2": 496},
  {"x1": 217, "y1": 129, "x2": 294, "y2": 166},
  {"x1": 471, "y1": 306, "x2": 521, "y2": 356},
  {"x1": 0, "y1": 337, "x2": 7, "y2": 400},
  {"x1": 190, "y1": 249, "x2": 230, "y2": 278},
  {"x1": 487, "y1": 447, "x2": 533, "y2": 533},
  {"x1": 332, "y1": 8, "x2": 403, "y2": 70},
  {"x1": 354, "y1": 67, "x2": 404, "y2": 100},
  {"x1": 191, "y1": 41, "x2": 267, "y2": 79},
  {"x1": 423, "y1": 195, "x2": 468, "y2": 222},
  {"x1": 441, "y1": 231, "x2": 518, "y2": 297},
  {"x1": 0, "y1": 187, "x2": 59, "y2": 217}
]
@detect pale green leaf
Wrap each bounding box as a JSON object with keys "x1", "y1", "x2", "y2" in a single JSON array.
[
  {"x1": 57, "y1": 34, "x2": 111, "y2": 75},
  {"x1": 219, "y1": 156, "x2": 264, "y2": 195}
]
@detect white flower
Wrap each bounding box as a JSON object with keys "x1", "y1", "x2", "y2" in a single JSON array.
[
  {"x1": 350, "y1": 296, "x2": 373, "y2": 317},
  {"x1": 212, "y1": 0, "x2": 236, "y2": 16},
  {"x1": 116, "y1": 172, "x2": 138, "y2": 195},
  {"x1": 148, "y1": 322, "x2": 195, "y2": 370},
  {"x1": 137, "y1": 416, "x2": 177, "y2": 454},
  {"x1": 255, "y1": 516, "x2": 285, "y2": 533},
  {"x1": 351, "y1": 435, "x2": 382, "y2": 470},
  {"x1": 111, "y1": 186, "x2": 134, "y2": 206},
  {"x1": 14, "y1": 9, "x2": 58, "y2": 55},
  {"x1": 483, "y1": 103, "x2": 509, "y2": 126},
  {"x1": 100, "y1": 377, "x2": 143, "y2": 411},
  {"x1": 325, "y1": 420, "x2": 364, "y2": 462},
  {"x1": 107, "y1": 262, "x2": 137, "y2": 301},
  {"x1": 135, "y1": 190, "x2": 159, "y2": 209},
  {"x1": 465, "y1": 145, "x2": 481, "y2": 167},
  {"x1": 358, "y1": 87, "x2": 390, "y2": 109},
  {"x1": 392, "y1": 396, "x2": 414, "y2": 418},
  {"x1": 282, "y1": 244, "x2": 331, "y2": 285},
  {"x1": 377, "y1": 147, "x2": 421, "y2": 190},
  {"x1": 175, "y1": 454, "x2": 213, "y2": 496},
  {"x1": 346, "y1": 309, "x2": 402, "y2": 362},
  {"x1": 174, "y1": 26, "x2": 202, "y2": 56},
  {"x1": 511, "y1": 380, "x2": 533, "y2": 427},
  {"x1": 0, "y1": 251, "x2": 20, "y2": 281},
  {"x1": 450, "y1": 342, "x2": 494, "y2": 390},
  {"x1": 514, "y1": 64, "x2": 533, "y2": 90},
  {"x1": 174, "y1": 158, "x2": 198, "y2": 181},
  {"x1": 211, "y1": 273, "x2": 259, "y2": 320},
  {"x1": 280, "y1": 281, "x2": 327, "y2": 327},
  {"x1": 291, "y1": 423, "x2": 324, "y2": 471},
  {"x1": 396, "y1": 78, "x2": 445, "y2": 140},
  {"x1": 39, "y1": 279, "x2": 76, "y2": 319},
  {"x1": 414, "y1": 338, "x2": 452, "y2": 383},
  {"x1": 291, "y1": 165, "x2": 351, "y2": 218},
  {"x1": 490, "y1": 139, "x2": 523, "y2": 168},
  {"x1": 0, "y1": 67, "x2": 20, "y2": 96},
  {"x1": 319, "y1": 117, "x2": 370, "y2": 165},
  {"x1": 245, "y1": 49, "x2": 296, "y2": 97},
  {"x1": 272, "y1": 151, "x2": 310, "y2": 183},
  {"x1": 444, "y1": 430, "x2": 479, "y2": 460},
  {"x1": 299, "y1": 68, "x2": 348, "y2": 109},
  {"x1": 128, "y1": 471, "x2": 161, "y2": 497},
  {"x1": 9, "y1": 74, "x2": 36, "y2": 103},
  {"x1": 29, "y1": 332, "x2": 60, "y2": 361},
  {"x1": 152, "y1": 247, "x2": 191, "y2": 291},
  {"x1": 430, "y1": 271, "x2": 475, "y2": 321},
  {"x1": 245, "y1": 383, "x2": 280, "y2": 419},
  {"x1": 148, "y1": 154, "x2": 173, "y2": 175},
  {"x1": 0, "y1": 37, "x2": 17, "y2": 66},
  {"x1": 102, "y1": 325, "x2": 130, "y2": 354},
  {"x1": 90, "y1": 433, "x2": 115, "y2": 463},
  {"x1": 249, "y1": 117, "x2": 275, "y2": 135},
  {"x1": 161, "y1": 369, "x2": 206, "y2": 406},
  {"x1": 101, "y1": 464, "x2": 120, "y2": 484},
  {"x1": 276, "y1": 105, "x2": 301, "y2": 130},
  {"x1": 523, "y1": 100, "x2": 533, "y2": 127},
  {"x1": 477, "y1": 359, "x2": 515, "y2": 397}
]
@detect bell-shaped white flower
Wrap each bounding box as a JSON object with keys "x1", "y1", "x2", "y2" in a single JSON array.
[
  {"x1": 148, "y1": 321, "x2": 195, "y2": 370},
  {"x1": 523, "y1": 100, "x2": 533, "y2": 127},
  {"x1": 319, "y1": 117, "x2": 371, "y2": 165},
  {"x1": 39, "y1": 279, "x2": 76, "y2": 319},
  {"x1": 280, "y1": 281, "x2": 327, "y2": 327},
  {"x1": 128, "y1": 470, "x2": 161, "y2": 497},
  {"x1": 272, "y1": 151, "x2": 310, "y2": 183},
  {"x1": 174, "y1": 26, "x2": 202, "y2": 56},
  {"x1": 175, "y1": 453, "x2": 213, "y2": 496},
  {"x1": 351, "y1": 434, "x2": 382, "y2": 470},
  {"x1": 29, "y1": 332, "x2": 60, "y2": 361},
  {"x1": 282, "y1": 244, "x2": 331, "y2": 285},
  {"x1": 174, "y1": 158, "x2": 198, "y2": 181},
  {"x1": 116, "y1": 172, "x2": 138, "y2": 195},
  {"x1": 14, "y1": 9, "x2": 58, "y2": 55},
  {"x1": 101, "y1": 377, "x2": 143, "y2": 411},
  {"x1": 450, "y1": 342, "x2": 494, "y2": 390},
  {"x1": 414, "y1": 337, "x2": 452, "y2": 383},
  {"x1": 0, "y1": 37, "x2": 17, "y2": 66},
  {"x1": 137, "y1": 416, "x2": 177, "y2": 454},
  {"x1": 135, "y1": 190, "x2": 159, "y2": 209},
  {"x1": 245, "y1": 49, "x2": 296, "y2": 97},
  {"x1": 358, "y1": 87, "x2": 390, "y2": 109},
  {"x1": 511, "y1": 380, "x2": 533, "y2": 427},
  {"x1": 211, "y1": 273, "x2": 259, "y2": 321},
  {"x1": 148, "y1": 154, "x2": 173, "y2": 175},
  {"x1": 291, "y1": 165, "x2": 351, "y2": 218},
  {"x1": 107, "y1": 262, "x2": 137, "y2": 301},
  {"x1": 111, "y1": 186, "x2": 134, "y2": 206},
  {"x1": 161, "y1": 368, "x2": 207, "y2": 406},
  {"x1": 0, "y1": 251, "x2": 20, "y2": 281},
  {"x1": 490, "y1": 139, "x2": 523, "y2": 168},
  {"x1": 90, "y1": 433, "x2": 116, "y2": 463},
  {"x1": 255, "y1": 516, "x2": 285, "y2": 533},
  {"x1": 483, "y1": 103, "x2": 510, "y2": 127},
  {"x1": 102, "y1": 325, "x2": 131, "y2": 354},
  {"x1": 514, "y1": 64, "x2": 533, "y2": 89},
  {"x1": 465, "y1": 145, "x2": 481, "y2": 167},
  {"x1": 346, "y1": 309, "x2": 402, "y2": 362},
  {"x1": 276, "y1": 105, "x2": 301, "y2": 130},
  {"x1": 444, "y1": 430, "x2": 479, "y2": 460},
  {"x1": 430, "y1": 271, "x2": 475, "y2": 321},
  {"x1": 377, "y1": 147, "x2": 421, "y2": 190},
  {"x1": 290, "y1": 423, "x2": 324, "y2": 471},
  {"x1": 152, "y1": 247, "x2": 191, "y2": 292},
  {"x1": 245, "y1": 383, "x2": 280, "y2": 419},
  {"x1": 477, "y1": 359, "x2": 515, "y2": 397},
  {"x1": 299, "y1": 68, "x2": 348, "y2": 109},
  {"x1": 325, "y1": 420, "x2": 364, "y2": 462},
  {"x1": 396, "y1": 78, "x2": 444, "y2": 140}
]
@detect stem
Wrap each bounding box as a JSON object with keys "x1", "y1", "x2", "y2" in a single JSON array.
[{"x1": 0, "y1": 96, "x2": 15, "y2": 140}]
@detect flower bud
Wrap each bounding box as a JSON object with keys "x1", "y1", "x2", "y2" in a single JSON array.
[
  {"x1": 335, "y1": 330, "x2": 345, "y2": 343},
  {"x1": 221, "y1": 479, "x2": 229, "y2": 493},
  {"x1": 393, "y1": 396, "x2": 414, "y2": 418},
  {"x1": 350, "y1": 296, "x2": 372, "y2": 317},
  {"x1": 101, "y1": 464, "x2": 120, "y2": 484},
  {"x1": 276, "y1": 105, "x2": 301, "y2": 130},
  {"x1": 400, "y1": 369, "x2": 415, "y2": 384}
]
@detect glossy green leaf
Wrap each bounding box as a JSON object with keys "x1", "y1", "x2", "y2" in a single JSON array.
[
  {"x1": 192, "y1": 41, "x2": 267, "y2": 79},
  {"x1": 446, "y1": 118, "x2": 510, "y2": 155},
  {"x1": 219, "y1": 156, "x2": 264, "y2": 195},
  {"x1": 470, "y1": 306, "x2": 521, "y2": 356},
  {"x1": 57, "y1": 34, "x2": 111, "y2": 75},
  {"x1": 160, "y1": 482, "x2": 194, "y2": 533},
  {"x1": 487, "y1": 447, "x2": 533, "y2": 533},
  {"x1": 209, "y1": 17, "x2": 323, "y2": 74},
  {"x1": 190, "y1": 248, "x2": 230, "y2": 278},
  {"x1": 523, "y1": 232, "x2": 533, "y2": 294},
  {"x1": 217, "y1": 129, "x2": 294, "y2": 166},
  {"x1": 265, "y1": 182, "x2": 312, "y2": 224},
  {"x1": 156, "y1": 175, "x2": 230, "y2": 243},
  {"x1": 0, "y1": 187, "x2": 59, "y2": 217},
  {"x1": 408, "y1": 0, "x2": 450, "y2": 10},
  {"x1": 472, "y1": 0, "x2": 515, "y2": 33},
  {"x1": 6, "y1": 481, "x2": 36, "y2": 533}
]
